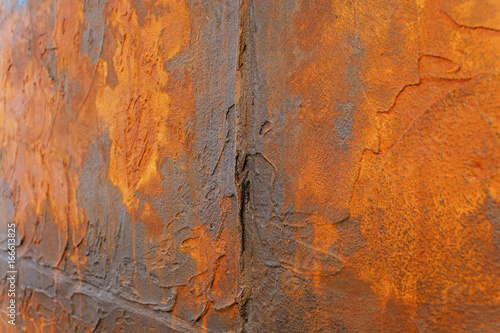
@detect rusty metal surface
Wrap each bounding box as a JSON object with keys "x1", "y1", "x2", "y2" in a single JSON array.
[{"x1": 0, "y1": 0, "x2": 499, "y2": 332}]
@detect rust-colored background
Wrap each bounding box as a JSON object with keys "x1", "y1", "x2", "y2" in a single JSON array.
[{"x1": 0, "y1": 0, "x2": 499, "y2": 332}]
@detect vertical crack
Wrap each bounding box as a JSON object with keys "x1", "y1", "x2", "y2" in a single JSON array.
[{"x1": 234, "y1": 0, "x2": 257, "y2": 331}]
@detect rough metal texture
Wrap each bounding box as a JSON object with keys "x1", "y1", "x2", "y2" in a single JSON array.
[{"x1": 0, "y1": 0, "x2": 499, "y2": 332}]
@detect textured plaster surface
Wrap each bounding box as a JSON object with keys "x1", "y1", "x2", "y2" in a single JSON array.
[{"x1": 0, "y1": 0, "x2": 499, "y2": 332}]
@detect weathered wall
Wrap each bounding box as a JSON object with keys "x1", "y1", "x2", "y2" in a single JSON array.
[
  {"x1": 0, "y1": 0, "x2": 499, "y2": 332},
  {"x1": 0, "y1": 0, "x2": 240, "y2": 331}
]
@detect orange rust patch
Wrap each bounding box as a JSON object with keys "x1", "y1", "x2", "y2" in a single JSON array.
[{"x1": 95, "y1": 0, "x2": 192, "y2": 235}]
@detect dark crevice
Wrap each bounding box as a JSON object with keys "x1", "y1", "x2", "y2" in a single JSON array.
[
  {"x1": 235, "y1": 0, "x2": 257, "y2": 331},
  {"x1": 235, "y1": 153, "x2": 251, "y2": 331}
]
